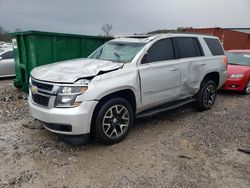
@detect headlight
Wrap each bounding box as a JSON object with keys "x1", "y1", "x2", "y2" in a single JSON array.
[
  {"x1": 55, "y1": 86, "x2": 88, "y2": 108},
  {"x1": 58, "y1": 86, "x2": 88, "y2": 94},
  {"x1": 229, "y1": 73, "x2": 244, "y2": 79}
]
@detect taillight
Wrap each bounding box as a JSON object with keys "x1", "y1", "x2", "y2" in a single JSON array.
[
  {"x1": 224, "y1": 56, "x2": 228, "y2": 69},
  {"x1": 224, "y1": 56, "x2": 228, "y2": 64}
]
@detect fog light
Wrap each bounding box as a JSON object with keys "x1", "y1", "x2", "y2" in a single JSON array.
[{"x1": 61, "y1": 96, "x2": 73, "y2": 103}]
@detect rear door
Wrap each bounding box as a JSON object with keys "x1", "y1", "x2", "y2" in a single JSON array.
[
  {"x1": 139, "y1": 38, "x2": 181, "y2": 108},
  {"x1": 173, "y1": 37, "x2": 205, "y2": 95}
]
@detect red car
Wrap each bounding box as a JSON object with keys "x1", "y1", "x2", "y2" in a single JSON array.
[{"x1": 222, "y1": 50, "x2": 250, "y2": 94}]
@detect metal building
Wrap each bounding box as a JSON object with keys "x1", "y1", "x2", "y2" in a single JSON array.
[{"x1": 184, "y1": 27, "x2": 250, "y2": 50}]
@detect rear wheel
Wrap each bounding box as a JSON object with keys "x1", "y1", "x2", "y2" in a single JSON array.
[
  {"x1": 94, "y1": 98, "x2": 134, "y2": 145},
  {"x1": 194, "y1": 80, "x2": 217, "y2": 111},
  {"x1": 243, "y1": 80, "x2": 250, "y2": 95}
]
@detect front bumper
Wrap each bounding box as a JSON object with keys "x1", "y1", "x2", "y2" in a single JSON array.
[
  {"x1": 28, "y1": 96, "x2": 98, "y2": 135},
  {"x1": 221, "y1": 78, "x2": 248, "y2": 91}
]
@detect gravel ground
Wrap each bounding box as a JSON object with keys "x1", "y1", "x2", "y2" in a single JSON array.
[{"x1": 0, "y1": 78, "x2": 249, "y2": 188}]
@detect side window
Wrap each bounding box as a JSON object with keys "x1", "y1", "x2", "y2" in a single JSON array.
[
  {"x1": 193, "y1": 38, "x2": 204, "y2": 56},
  {"x1": 147, "y1": 38, "x2": 174, "y2": 63},
  {"x1": 174, "y1": 37, "x2": 203, "y2": 58},
  {"x1": 204, "y1": 38, "x2": 224, "y2": 56},
  {"x1": 1, "y1": 51, "x2": 13, "y2": 59}
]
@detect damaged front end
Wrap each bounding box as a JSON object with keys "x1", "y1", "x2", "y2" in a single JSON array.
[
  {"x1": 29, "y1": 58, "x2": 124, "y2": 110},
  {"x1": 30, "y1": 58, "x2": 124, "y2": 84}
]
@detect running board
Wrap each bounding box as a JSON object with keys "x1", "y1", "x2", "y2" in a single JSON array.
[{"x1": 136, "y1": 98, "x2": 196, "y2": 118}]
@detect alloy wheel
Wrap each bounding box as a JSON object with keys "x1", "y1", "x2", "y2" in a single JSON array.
[
  {"x1": 203, "y1": 85, "x2": 216, "y2": 108},
  {"x1": 102, "y1": 105, "x2": 129, "y2": 138}
]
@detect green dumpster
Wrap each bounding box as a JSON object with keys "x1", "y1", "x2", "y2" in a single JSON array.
[{"x1": 11, "y1": 30, "x2": 113, "y2": 92}]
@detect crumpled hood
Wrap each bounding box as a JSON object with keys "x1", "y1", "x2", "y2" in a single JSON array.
[{"x1": 31, "y1": 58, "x2": 124, "y2": 83}]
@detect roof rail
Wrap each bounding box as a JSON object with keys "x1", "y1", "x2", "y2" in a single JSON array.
[
  {"x1": 123, "y1": 34, "x2": 155, "y2": 38},
  {"x1": 168, "y1": 31, "x2": 213, "y2": 36}
]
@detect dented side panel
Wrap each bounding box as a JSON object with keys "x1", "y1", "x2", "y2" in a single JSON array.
[{"x1": 179, "y1": 57, "x2": 207, "y2": 97}]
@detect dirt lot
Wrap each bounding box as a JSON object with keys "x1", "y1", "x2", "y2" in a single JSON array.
[{"x1": 0, "y1": 78, "x2": 249, "y2": 188}]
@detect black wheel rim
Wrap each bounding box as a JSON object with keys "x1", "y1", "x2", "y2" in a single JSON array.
[
  {"x1": 102, "y1": 105, "x2": 129, "y2": 138},
  {"x1": 203, "y1": 85, "x2": 216, "y2": 108}
]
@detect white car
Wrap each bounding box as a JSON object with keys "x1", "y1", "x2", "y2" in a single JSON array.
[
  {"x1": 0, "y1": 42, "x2": 12, "y2": 48},
  {"x1": 0, "y1": 48, "x2": 15, "y2": 77},
  {"x1": 29, "y1": 33, "x2": 227, "y2": 145}
]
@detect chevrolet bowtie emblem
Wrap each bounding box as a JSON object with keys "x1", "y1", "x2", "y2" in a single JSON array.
[{"x1": 31, "y1": 86, "x2": 38, "y2": 94}]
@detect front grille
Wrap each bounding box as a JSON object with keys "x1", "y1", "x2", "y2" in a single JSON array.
[
  {"x1": 32, "y1": 93, "x2": 49, "y2": 107},
  {"x1": 32, "y1": 79, "x2": 53, "y2": 91}
]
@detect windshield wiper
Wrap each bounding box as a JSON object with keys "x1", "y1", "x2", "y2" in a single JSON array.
[
  {"x1": 97, "y1": 48, "x2": 103, "y2": 59},
  {"x1": 113, "y1": 52, "x2": 121, "y2": 63}
]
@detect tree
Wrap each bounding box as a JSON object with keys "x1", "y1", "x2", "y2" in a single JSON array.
[
  {"x1": 101, "y1": 24, "x2": 113, "y2": 36},
  {"x1": 0, "y1": 26, "x2": 22, "y2": 42},
  {"x1": 14, "y1": 28, "x2": 22, "y2": 32},
  {"x1": 177, "y1": 27, "x2": 184, "y2": 32},
  {"x1": 0, "y1": 26, "x2": 11, "y2": 42},
  {"x1": 0, "y1": 26, "x2": 4, "y2": 34}
]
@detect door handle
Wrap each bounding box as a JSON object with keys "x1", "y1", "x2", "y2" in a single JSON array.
[
  {"x1": 170, "y1": 67, "x2": 179, "y2": 71},
  {"x1": 199, "y1": 62, "x2": 206, "y2": 66}
]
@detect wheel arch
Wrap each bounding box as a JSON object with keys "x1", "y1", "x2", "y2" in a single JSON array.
[
  {"x1": 202, "y1": 71, "x2": 220, "y2": 88},
  {"x1": 90, "y1": 89, "x2": 137, "y2": 134}
]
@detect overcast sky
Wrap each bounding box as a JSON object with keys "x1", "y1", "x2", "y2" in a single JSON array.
[{"x1": 0, "y1": 0, "x2": 249, "y2": 35}]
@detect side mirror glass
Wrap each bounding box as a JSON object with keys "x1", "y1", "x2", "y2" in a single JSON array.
[{"x1": 141, "y1": 53, "x2": 149, "y2": 64}]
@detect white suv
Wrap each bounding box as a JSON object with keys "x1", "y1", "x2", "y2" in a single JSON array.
[{"x1": 29, "y1": 33, "x2": 227, "y2": 145}]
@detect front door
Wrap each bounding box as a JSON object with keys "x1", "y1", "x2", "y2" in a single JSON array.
[{"x1": 139, "y1": 38, "x2": 181, "y2": 108}]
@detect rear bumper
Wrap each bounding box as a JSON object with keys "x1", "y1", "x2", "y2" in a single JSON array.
[
  {"x1": 218, "y1": 70, "x2": 228, "y2": 89},
  {"x1": 221, "y1": 78, "x2": 248, "y2": 91},
  {"x1": 28, "y1": 96, "x2": 98, "y2": 135}
]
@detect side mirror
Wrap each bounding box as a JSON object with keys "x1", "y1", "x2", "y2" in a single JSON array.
[
  {"x1": 0, "y1": 56, "x2": 2, "y2": 60},
  {"x1": 141, "y1": 53, "x2": 149, "y2": 64}
]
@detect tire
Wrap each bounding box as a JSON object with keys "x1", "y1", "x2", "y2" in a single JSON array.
[
  {"x1": 194, "y1": 80, "x2": 217, "y2": 111},
  {"x1": 243, "y1": 80, "x2": 250, "y2": 95},
  {"x1": 94, "y1": 97, "x2": 134, "y2": 145}
]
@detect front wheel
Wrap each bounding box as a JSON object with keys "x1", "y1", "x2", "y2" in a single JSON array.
[
  {"x1": 194, "y1": 80, "x2": 217, "y2": 111},
  {"x1": 243, "y1": 80, "x2": 250, "y2": 95},
  {"x1": 94, "y1": 98, "x2": 134, "y2": 145}
]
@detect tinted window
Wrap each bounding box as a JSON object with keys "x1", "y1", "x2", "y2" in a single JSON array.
[
  {"x1": 193, "y1": 38, "x2": 204, "y2": 56},
  {"x1": 1, "y1": 51, "x2": 13, "y2": 59},
  {"x1": 148, "y1": 39, "x2": 174, "y2": 62},
  {"x1": 174, "y1": 37, "x2": 203, "y2": 58},
  {"x1": 204, "y1": 38, "x2": 224, "y2": 56}
]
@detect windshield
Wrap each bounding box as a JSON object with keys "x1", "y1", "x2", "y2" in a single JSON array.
[
  {"x1": 226, "y1": 52, "x2": 250, "y2": 66},
  {"x1": 88, "y1": 41, "x2": 146, "y2": 63}
]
